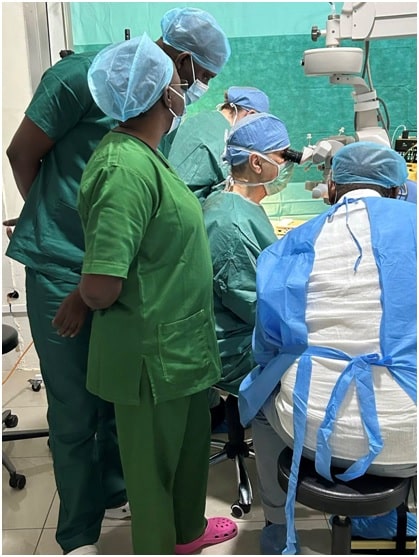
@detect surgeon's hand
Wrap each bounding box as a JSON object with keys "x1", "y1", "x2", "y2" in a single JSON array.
[
  {"x1": 52, "y1": 287, "x2": 90, "y2": 338},
  {"x1": 3, "y1": 218, "x2": 18, "y2": 239}
]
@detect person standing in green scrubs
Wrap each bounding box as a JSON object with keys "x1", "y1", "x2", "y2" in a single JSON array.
[
  {"x1": 79, "y1": 33, "x2": 237, "y2": 555},
  {"x1": 4, "y1": 8, "x2": 230, "y2": 555}
]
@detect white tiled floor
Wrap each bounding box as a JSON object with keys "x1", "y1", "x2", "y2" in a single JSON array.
[{"x1": 3, "y1": 364, "x2": 333, "y2": 555}]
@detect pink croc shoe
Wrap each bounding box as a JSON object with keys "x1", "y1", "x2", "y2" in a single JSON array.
[{"x1": 175, "y1": 517, "x2": 238, "y2": 554}]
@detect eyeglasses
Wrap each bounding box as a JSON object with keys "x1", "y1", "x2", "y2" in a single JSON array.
[{"x1": 171, "y1": 80, "x2": 189, "y2": 92}]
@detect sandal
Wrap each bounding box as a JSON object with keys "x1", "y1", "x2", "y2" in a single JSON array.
[{"x1": 175, "y1": 517, "x2": 238, "y2": 554}]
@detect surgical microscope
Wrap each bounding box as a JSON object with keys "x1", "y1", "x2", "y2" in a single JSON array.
[{"x1": 284, "y1": 2, "x2": 417, "y2": 200}]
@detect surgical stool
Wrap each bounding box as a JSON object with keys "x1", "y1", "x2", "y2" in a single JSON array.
[
  {"x1": 277, "y1": 446, "x2": 416, "y2": 554},
  {"x1": 210, "y1": 393, "x2": 255, "y2": 518},
  {"x1": 2, "y1": 324, "x2": 49, "y2": 489}
]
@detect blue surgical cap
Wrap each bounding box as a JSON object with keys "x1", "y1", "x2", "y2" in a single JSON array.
[
  {"x1": 332, "y1": 141, "x2": 408, "y2": 188},
  {"x1": 223, "y1": 113, "x2": 290, "y2": 166},
  {"x1": 161, "y1": 8, "x2": 231, "y2": 75},
  {"x1": 227, "y1": 87, "x2": 270, "y2": 113},
  {"x1": 88, "y1": 33, "x2": 173, "y2": 122}
]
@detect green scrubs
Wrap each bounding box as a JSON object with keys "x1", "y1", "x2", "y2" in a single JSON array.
[
  {"x1": 78, "y1": 131, "x2": 222, "y2": 553},
  {"x1": 163, "y1": 110, "x2": 230, "y2": 203},
  {"x1": 202, "y1": 190, "x2": 278, "y2": 393},
  {"x1": 6, "y1": 53, "x2": 126, "y2": 553}
]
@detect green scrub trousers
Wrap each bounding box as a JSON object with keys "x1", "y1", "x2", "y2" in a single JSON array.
[
  {"x1": 115, "y1": 371, "x2": 210, "y2": 555},
  {"x1": 25, "y1": 268, "x2": 126, "y2": 552}
]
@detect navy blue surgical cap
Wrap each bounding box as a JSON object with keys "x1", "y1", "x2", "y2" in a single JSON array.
[
  {"x1": 227, "y1": 86, "x2": 270, "y2": 113},
  {"x1": 223, "y1": 113, "x2": 290, "y2": 166}
]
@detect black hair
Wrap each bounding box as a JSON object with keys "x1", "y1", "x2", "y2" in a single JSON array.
[{"x1": 335, "y1": 182, "x2": 398, "y2": 201}]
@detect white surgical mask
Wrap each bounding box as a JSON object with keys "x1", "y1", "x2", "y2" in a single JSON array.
[
  {"x1": 166, "y1": 86, "x2": 186, "y2": 134},
  {"x1": 185, "y1": 56, "x2": 209, "y2": 105}
]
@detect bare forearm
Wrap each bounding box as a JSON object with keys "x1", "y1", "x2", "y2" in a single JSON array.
[
  {"x1": 7, "y1": 155, "x2": 41, "y2": 200},
  {"x1": 79, "y1": 274, "x2": 123, "y2": 310},
  {"x1": 6, "y1": 115, "x2": 55, "y2": 200},
  {"x1": 79, "y1": 292, "x2": 116, "y2": 311}
]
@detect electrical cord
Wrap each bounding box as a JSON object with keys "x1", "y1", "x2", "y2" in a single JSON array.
[
  {"x1": 391, "y1": 125, "x2": 408, "y2": 147},
  {"x1": 2, "y1": 341, "x2": 34, "y2": 385},
  {"x1": 377, "y1": 97, "x2": 391, "y2": 133}
]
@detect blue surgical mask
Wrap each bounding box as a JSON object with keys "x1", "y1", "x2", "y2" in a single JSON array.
[
  {"x1": 185, "y1": 57, "x2": 209, "y2": 105},
  {"x1": 167, "y1": 111, "x2": 182, "y2": 134},
  {"x1": 166, "y1": 86, "x2": 185, "y2": 134}
]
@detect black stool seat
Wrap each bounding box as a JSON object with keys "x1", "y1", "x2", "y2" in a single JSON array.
[
  {"x1": 278, "y1": 446, "x2": 411, "y2": 516},
  {"x1": 2, "y1": 324, "x2": 18, "y2": 355}
]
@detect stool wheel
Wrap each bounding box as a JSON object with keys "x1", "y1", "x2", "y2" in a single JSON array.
[
  {"x1": 9, "y1": 472, "x2": 26, "y2": 490},
  {"x1": 4, "y1": 413, "x2": 18, "y2": 428},
  {"x1": 231, "y1": 501, "x2": 250, "y2": 518},
  {"x1": 31, "y1": 383, "x2": 42, "y2": 392}
]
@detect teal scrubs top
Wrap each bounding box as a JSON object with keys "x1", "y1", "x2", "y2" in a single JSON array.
[
  {"x1": 78, "y1": 132, "x2": 222, "y2": 405},
  {"x1": 6, "y1": 52, "x2": 116, "y2": 283},
  {"x1": 202, "y1": 190, "x2": 277, "y2": 393},
  {"x1": 163, "y1": 110, "x2": 230, "y2": 202}
]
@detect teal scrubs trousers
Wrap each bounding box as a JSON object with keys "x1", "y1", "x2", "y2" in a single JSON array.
[{"x1": 25, "y1": 268, "x2": 126, "y2": 552}]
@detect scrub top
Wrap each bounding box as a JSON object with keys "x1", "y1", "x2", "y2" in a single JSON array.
[
  {"x1": 6, "y1": 52, "x2": 116, "y2": 283},
  {"x1": 202, "y1": 190, "x2": 277, "y2": 393},
  {"x1": 78, "y1": 131, "x2": 222, "y2": 405},
  {"x1": 164, "y1": 110, "x2": 230, "y2": 202}
]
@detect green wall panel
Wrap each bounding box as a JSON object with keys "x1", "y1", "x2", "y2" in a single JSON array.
[
  {"x1": 70, "y1": 2, "x2": 343, "y2": 42},
  {"x1": 69, "y1": 3, "x2": 417, "y2": 218}
]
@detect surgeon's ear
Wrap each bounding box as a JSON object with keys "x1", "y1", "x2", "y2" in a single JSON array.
[
  {"x1": 389, "y1": 186, "x2": 399, "y2": 199},
  {"x1": 174, "y1": 52, "x2": 190, "y2": 73},
  {"x1": 249, "y1": 153, "x2": 263, "y2": 175},
  {"x1": 328, "y1": 179, "x2": 337, "y2": 204},
  {"x1": 162, "y1": 87, "x2": 172, "y2": 110}
]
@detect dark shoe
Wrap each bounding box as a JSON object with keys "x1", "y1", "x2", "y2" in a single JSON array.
[{"x1": 260, "y1": 523, "x2": 301, "y2": 555}]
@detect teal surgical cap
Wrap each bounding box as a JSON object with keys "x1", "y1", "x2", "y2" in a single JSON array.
[
  {"x1": 227, "y1": 87, "x2": 270, "y2": 113},
  {"x1": 88, "y1": 33, "x2": 173, "y2": 122},
  {"x1": 161, "y1": 7, "x2": 231, "y2": 74},
  {"x1": 332, "y1": 141, "x2": 408, "y2": 188},
  {"x1": 223, "y1": 113, "x2": 290, "y2": 166}
]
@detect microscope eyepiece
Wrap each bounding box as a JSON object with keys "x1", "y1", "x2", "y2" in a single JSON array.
[{"x1": 283, "y1": 148, "x2": 303, "y2": 164}]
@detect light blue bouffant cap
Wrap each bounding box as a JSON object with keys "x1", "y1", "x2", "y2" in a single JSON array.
[
  {"x1": 161, "y1": 7, "x2": 231, "y2": 74},
  {"x1": 227, "y1": 86, "x2": 270, "y2": 113},
  {"x1": 223, "y1": 113, "x2": 290, "y2": 166},
  {"x1": 88, "y1": 33, "x2": 173, "y2": 122},
  {"x1": 332, "y1": 141, "x2": 408, "y2": 188}
]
